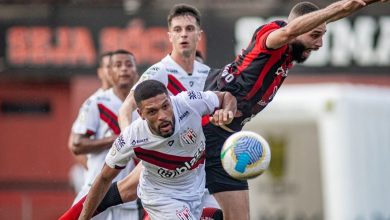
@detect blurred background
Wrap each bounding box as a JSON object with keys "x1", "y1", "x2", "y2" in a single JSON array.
[{"x1": 0, "y1": 0, "x2": 389, "y2": 219}]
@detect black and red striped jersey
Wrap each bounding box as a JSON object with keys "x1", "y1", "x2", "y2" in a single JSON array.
[{"x1": 205, "y1": 20, "x2": 294, "y2": 131}]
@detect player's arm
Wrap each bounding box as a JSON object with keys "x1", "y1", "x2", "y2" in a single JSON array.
[
  {"x1": 210, "y1": 91, "x2": 237, "y2": 126},
  {"x1": 266, "y1": 0, "x2": 368, "y2": 49},
  {"x1": 79, "y1": 164, "x2": 120, "y2": 220},
  {"x1": 70, "y1": 133, "x2": 117, "y2": 155},
  {"x1": 118, "y1": 90, "x2": 136, "y2": 131},
  {"x1": 68, "y1": 134, "x2": 88, "y2": 168}
]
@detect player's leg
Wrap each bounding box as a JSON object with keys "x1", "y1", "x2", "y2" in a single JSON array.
[
  {"x1": 204, "y1": 123, "x2": 250, "y2": 220},
  {"x1": 59, "y1": 164, "x2": 142, "y2": 220}
]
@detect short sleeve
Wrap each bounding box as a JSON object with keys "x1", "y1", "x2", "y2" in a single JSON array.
[
  {"x1": 106, "y1": 125, "x2": 136, "y2": 169},
  {"x1": 72, "y1": 97, "x2": 99, "y2": 135},
  {"x1": 176, "y1": 91, "x2": 219, "y2": 116},
  {"x1": 256, "y1": 21, "x2": 286, "y2": 50}
]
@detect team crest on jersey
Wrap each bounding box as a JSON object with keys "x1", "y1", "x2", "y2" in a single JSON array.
[
  {"x1": 181, "y1": 128, "x2": 197, "y2": 144},
  {"x1": 176, "y1": 206, "x2": 193, "y2": 220}
]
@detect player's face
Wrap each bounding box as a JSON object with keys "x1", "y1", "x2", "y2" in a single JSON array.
[
  {"x1": 98, "y1": 56, "x2": 113, "y2": 87},
  {"x1": 168, "y1": 15, "x2": 202, "y2": 58},
  {"x1": 138, "y1": 93, "x2": 175, "y2": 138},
  {"x1": 110, "y1": 54, "x2": 139, "y2": 89},
  {"x1": 291, "y1": 24, "x2": 326, "y2": 63}
]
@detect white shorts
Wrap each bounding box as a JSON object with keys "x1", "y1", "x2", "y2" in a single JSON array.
[{"x1": 142, "y1": 196, "x2": 202, "y2": 220}]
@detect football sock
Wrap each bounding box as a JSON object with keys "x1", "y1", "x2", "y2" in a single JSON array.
[{"x1": 201, "y1": 207, "x2": 224, "y2": 220}]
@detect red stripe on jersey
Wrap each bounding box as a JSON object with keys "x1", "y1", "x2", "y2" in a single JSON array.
[
  {"x1": 167, "y1": 74, "x2": 186, "y2": 95},
  {"x1": 86, "y1": 129, "x2": 95, "y2": 136},
  {"x1": 97, "y1": 103, "x2": 121, "y2": 135},
  {"x1": 133, "y1": 147, "x2": 204, "y2": 170}
]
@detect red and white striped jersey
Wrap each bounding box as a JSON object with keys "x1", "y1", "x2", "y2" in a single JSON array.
[
  {"x1": 134, "y1": 55, "x2": 210, "y2": 95},
  {"x1": 106, "y1": 91, "x2": 219, "y2": 201}
]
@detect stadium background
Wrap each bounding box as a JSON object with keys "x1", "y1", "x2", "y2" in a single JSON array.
[{"x1": 0, "y1": 0, "x2": 389, "y2": 219}]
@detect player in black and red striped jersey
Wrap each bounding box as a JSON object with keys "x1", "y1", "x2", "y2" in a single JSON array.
[{"x1": 203, "y1": 0, "x2": 388, "y2": 219}]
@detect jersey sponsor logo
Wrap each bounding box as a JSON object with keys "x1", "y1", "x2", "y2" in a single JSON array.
[
  {"x1": 181, "y1": 128, "x2": 197, "y2": 144},
  {"x1": 197, "y1": 69, "x2": 209, "y2": 74},
  {"x1": 275, "y1": 66, "x2": 288, "y2": 77},
  {"x1": 115, "y1": 134, "x2": 126, "y2": 151},
  {"x1": 131, "y1": 138, "x2": 148, "y2": 146},
  {"x1": 150, "y1": 66, "x2": 160, "y2": 72},
  {"x1": 157, "y1": 143, "x2": 204, "y2": 178},
  {"x1": 176, "y1": 206, "x2": 193, "y2": 220},
  {"x1": 166, "y1": 68, "x2": 178, "y2": 74},
  {"x1": 257, "y1": 99, "x2": 268, "y2": 107},
  {"x1": 178, "y1": 110, "x2": 190, "y2": 121},
  {"x1": 187, "y1": 91, "x2": 202, "y2": 100}
]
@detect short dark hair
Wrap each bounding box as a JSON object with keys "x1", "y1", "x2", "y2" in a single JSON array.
[
  {"x1": 98, "y1": 51, "x2": 113, "y2": 67},
  {"x1": 134, "y1": 80, "x2": 169, "y2": 106},
  {"x1": 167, "y1": 4, "x2": 201, "y2": 28},
  {"x1": 110, "y1": 49, "x2": 135, "y2": 64},
  {"x1": 288, "y1": 2, "x2": 320, "y2": 21},
  {"x1": 111, "y1": 49, "x2": 134, "y2": 57}
]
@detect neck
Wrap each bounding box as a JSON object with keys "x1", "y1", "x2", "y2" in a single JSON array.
[
  {"x1": 113, "y1": 85, "x2": 131, "y2": 101},
  {"x1": 170, "y1": 51, "x2": 195, "y2": 74}
]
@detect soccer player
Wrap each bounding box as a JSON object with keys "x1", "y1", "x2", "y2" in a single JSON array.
[
  {"x1": 68, "y1": 51, "x2": 113, "y2": 196},
  {"x1": 69, "y1": 49, "x2": 142, "y2": 219},
  {"x1": 203, "y1": 0, "x2": 388, "y2": 219},
  {"x1": 79, "y1": 79, "x2": 237, "y2": 220}
]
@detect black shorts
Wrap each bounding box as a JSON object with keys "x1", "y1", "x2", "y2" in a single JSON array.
[{"x1": 203, "y1": 123, "x2": 248, "y2": 194}]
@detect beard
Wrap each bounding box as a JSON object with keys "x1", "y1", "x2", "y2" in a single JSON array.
[
  {"x1": 158, "y1": 116, "x2": 175, "y2": 138},
  {"x1": 290, "y1": 41, "x2": 308, "y2": 63}
]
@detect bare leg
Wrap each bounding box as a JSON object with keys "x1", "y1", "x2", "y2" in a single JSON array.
[{"x1": 212, "y1": 190, "x2": 249, "y2": 220}]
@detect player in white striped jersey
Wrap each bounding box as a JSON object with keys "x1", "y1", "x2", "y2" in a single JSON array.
[
  {"x1": 79, "y1": 80, "x2": 237, "y2": 220},
  {"x1": 68, "y1": 51, "x2": 113, "y2": 197},
  {"x1": 69, "y1": 50, "x2": 142, "y2": 220}
]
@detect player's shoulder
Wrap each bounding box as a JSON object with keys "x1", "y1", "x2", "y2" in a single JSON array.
[
  {"x1": 140, "y1": 61, "x2": 167, "y2": 81},
  {"x1": 122, "y1": 119, "x2": 153, "y2": 146},
  {"x1": 194, "y1": 61, "x2": 210, "y2": 75},
  {"x1": 95, "y1": 88, "x2": 114, "y2": 103}
]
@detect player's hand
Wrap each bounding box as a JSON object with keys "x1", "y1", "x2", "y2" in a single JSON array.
[
  {"x1": 340, "y1": 0, "x2": 366, "y2": 11},
  {"x1": 209, "y1": 109, "x2": 234, "y2": 126}
]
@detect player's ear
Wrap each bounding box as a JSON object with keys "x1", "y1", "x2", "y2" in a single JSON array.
[
  {"x1": 167, "y1": 31, "x2": 173, "y2": 43},
  {"x1": 137, "y1": 108, "x2": 145, "y2": 120}
]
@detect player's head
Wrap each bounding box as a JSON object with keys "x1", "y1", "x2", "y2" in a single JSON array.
[
  {"x1": 288, "y1": 2, "x2": 326, "y2": 63},
  {"x1": 134, "y1": 80, "x2": 175, "y2": 138},
  {"x1": 167, "y1": 4, "x2": 202, "y2": 58},
  {"x1": 97, "y1": 51, "x2": 113, "y2": 89},
  {"x1": 109, "y1": 49, "x2": 139, "y2": 90}
]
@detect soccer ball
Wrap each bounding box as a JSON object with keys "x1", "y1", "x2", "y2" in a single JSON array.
[{"x1": 220, "y1": 131, "x2": 271, "y2": 180}]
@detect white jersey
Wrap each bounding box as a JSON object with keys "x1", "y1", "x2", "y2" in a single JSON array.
[
  {"x1": 106, "y1": 91, "x2": 219, "y2": 206},
  {"x1": 73, "y1": 88, "x2": 138, "y2": 210},
  {"x1": 72, "y1": 88, "x2": 104, "y2": 134},
  {"x1": 135, "y1": 55, "x2": 210, "y2": 95}
]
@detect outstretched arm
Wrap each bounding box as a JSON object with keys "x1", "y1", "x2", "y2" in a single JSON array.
[
  {"x1": 79, "y1": 164, "x2": 120, "y2": 220},
  {"x1": 266, "y1": 0, "x2": 382, "y2": 49},
  {"x1": 118, "y1": 90, "x2": 137, "y2": 131}
]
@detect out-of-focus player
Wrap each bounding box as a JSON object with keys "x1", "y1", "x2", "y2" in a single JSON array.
[
  {"x1": 68, "y1": 51, "x2": 113, "y2": 196},
  {"x1": 79, "y1": 79, "x2": 237, "y2": 220},
  {"x1": 68, "y1": 49, "x2": 142, "y2": 219}
]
